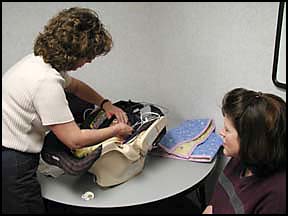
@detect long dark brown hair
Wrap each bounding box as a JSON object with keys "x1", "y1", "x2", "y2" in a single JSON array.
[
  {"x1": 34, "y1": 7, "x2": 113, "y2": 72},
  {"x1": 222, "y1": 88, "x2": 286, "y2": 177}
]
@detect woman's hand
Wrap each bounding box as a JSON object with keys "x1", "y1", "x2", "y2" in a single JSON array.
[
  {"x1": 112, "y1": 122, "x2": 133, "y2": 139},
  {"x1": 202, "y1": 205, "x2": 213, "y2": 214},
  {"x1": 103, "y1": 101, "x2": 128, "y2": 123}
]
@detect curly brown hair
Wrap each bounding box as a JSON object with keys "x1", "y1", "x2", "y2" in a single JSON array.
[{"x1": 34, "y1": 7, "x2": 113, "y2": 72}]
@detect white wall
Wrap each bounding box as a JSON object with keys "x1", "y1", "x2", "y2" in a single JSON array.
[
  {"x1": 2, "y1": 2, "x2": 286, "y2": 131},
  {"x1": 150, "y1": 2, "x2": 286, "y2": 129}
]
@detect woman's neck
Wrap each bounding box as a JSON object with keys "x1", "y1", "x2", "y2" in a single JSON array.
[
  {"x1": 244, "y1": 168, "x2": 253, "y2": 177},
  {"x1": 240, "y1": 167, "x2": 253, "y2": 178}
]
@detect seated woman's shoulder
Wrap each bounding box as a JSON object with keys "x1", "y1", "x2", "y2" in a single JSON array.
[{"x1": 268, "y1": 170, "x2": 286, "y2": 192}]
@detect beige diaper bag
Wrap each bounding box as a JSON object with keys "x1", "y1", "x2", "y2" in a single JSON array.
[
  {"x1": 73, "y1": 116, "x2": 167, "y2": 187},
  {"x1": 42, "y1": 99, "x2": 167, "y2": 187}
]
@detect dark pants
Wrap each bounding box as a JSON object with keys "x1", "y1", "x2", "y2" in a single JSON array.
[{"x1": 2, "y1": 147, "x2": 46, "y2": 214}]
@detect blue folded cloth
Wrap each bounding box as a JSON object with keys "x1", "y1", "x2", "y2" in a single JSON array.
[
  {"x1": 159, "y1": 119, "x2": 213, "y2": 152},
  {"x1": 152, "y1": 119, "x2": 223, "y2": 163},
  {"x1": 190, "y1": 132, "x2": 223, "y2": 162}
]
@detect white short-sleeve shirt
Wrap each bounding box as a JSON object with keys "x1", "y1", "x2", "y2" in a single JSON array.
[{"x1": 2, "y1": 54, "x2": 74, "y2": 153}]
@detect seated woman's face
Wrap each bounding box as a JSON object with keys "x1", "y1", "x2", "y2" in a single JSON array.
[{"x1": 219, "y1": 116, "x2": 240, "y2": 158}]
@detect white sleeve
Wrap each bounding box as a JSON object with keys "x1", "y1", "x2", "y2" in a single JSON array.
[
  {"x1": 61, "y1": 72, "x2": 72, "y2": 88},
  {"x1": 33, "y1": 75, "x2": 74, "y2": 126}
]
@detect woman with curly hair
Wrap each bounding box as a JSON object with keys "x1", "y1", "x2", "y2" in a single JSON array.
[
  {"x1": 2, "y1": 7, "x2": 132, "y2": 213},
  {"x1": 203, "y1": 88, "x2": 286, "y2": 214}
]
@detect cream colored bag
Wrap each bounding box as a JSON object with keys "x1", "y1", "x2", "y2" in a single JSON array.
[{"x1": 73, "y1": 116, "x2": 167, "y2": 187}]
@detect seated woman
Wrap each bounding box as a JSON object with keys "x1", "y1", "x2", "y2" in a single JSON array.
[{"x1": 203, "y1": 88, "x2": 286, "y2": 214}]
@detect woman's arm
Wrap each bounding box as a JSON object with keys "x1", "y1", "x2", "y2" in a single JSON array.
[
  {"x1": 65, "y1": 77, "x2": 105, "y2": 107},
  {"x1": 48, "y1": 120, "x2": 132, "y2": 150},
  {"x1": 65, "y1": 77, "x2": 128, "y2": 123}
]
